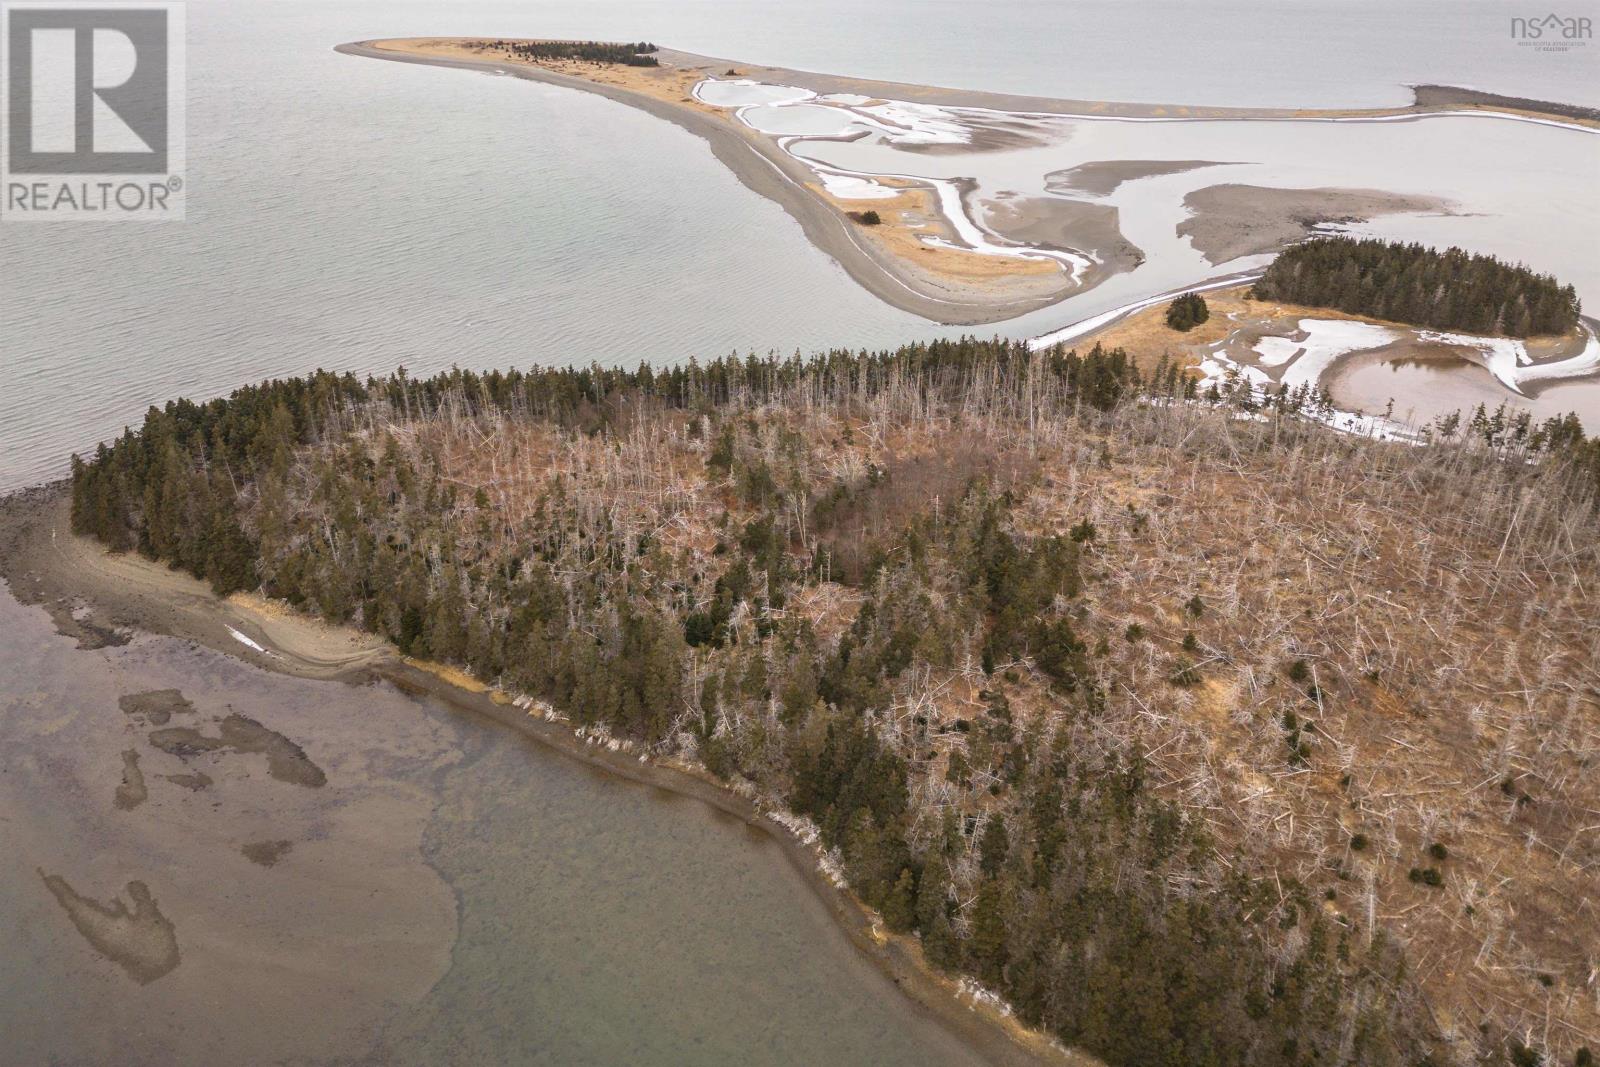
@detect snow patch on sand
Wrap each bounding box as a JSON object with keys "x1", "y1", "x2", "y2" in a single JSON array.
[
  {"x1": 818, "y1": 172, "x2": 900, "y2": 200},
  {"x1": 1415, "y1": 330, "x2": 1529, "y2": 392},
  {"x1": 852, "y1": 100, "x2": 971, "y2": 146},
  {"x1": 225, "y1": 626, "x2": 269, "y2": 655},
  {"x1": 1253, "y1": 335, "x2": 1305, "y2": 367},
  {"x1": 1394, "y1": 325, "x2": 1598, "y2": 395},
  {"x1": 1518, "y1": 324, "x2": 1600, "y2": 385},
  {"x1": 692, "y1": 78, "x2": 814, "y2": 108},
  {"x1": 1261, "y1": 319, "x2": 1402, "y2": 391}
]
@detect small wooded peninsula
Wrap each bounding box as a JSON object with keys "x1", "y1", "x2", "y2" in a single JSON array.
[
  {"x1": 1252, "y1": 238, "x2": 1582, "y2": 338},
  {"x1": 67, "y1": 336, "x2": 1599, "y2": 1067}
]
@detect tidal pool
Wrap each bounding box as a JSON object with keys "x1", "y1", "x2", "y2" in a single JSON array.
[{"x1": 1330, "y1": 354, "x2": 1600, "y2": 433}]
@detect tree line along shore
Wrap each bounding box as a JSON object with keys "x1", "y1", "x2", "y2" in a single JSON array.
[
  {"x1": 1252, "y1": 238, "x2": 1582, "y2": 340},
  {"x1": 61, "y1": 317, "x2": 1600, "y2": 1067}
]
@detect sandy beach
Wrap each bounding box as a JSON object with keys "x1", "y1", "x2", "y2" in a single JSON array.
[
  {"x1": 0, "y1": 485, "x2": 1092, "y2": 1067},
  {"x1": 337, "y1": 38, "x2": 1597, "y2": 328}
]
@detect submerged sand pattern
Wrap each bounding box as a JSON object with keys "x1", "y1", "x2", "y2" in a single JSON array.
[
  {"x1": 241, "y1": 840, "x2": 294, "y2": 867},
  {"x1": 113, "y1": 749, "x2": 147, "y2": 811},
  {"x1": 119, "y1": 689, "x2": 196, "y2": 726},
  {"x1": 39, "y1": 872, "x2": 180, "y2": 984},
  {"x1": 148, "y1": 713, "x2": 327, "y2": 788}
]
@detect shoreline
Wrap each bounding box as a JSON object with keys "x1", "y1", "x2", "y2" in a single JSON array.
[
  {"x1": 0, "y1": 485, "x2": 1090, "y2": 1067},
  {"x1": 348, "y1": 39, "x2": 1600, "y2": 127},
  {"x1": 337, "y1": 38, "x2": 1598, "y2": 330}
]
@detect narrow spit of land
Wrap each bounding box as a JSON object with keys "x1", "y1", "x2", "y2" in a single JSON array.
[{"x1": 336, "y1": 37, "x2": 1596, "y2": 327}]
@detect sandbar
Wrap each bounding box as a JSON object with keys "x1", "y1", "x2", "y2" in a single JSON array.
[{"x1": 1177, "y1": 184, "x2": 1453, "y2": 264}]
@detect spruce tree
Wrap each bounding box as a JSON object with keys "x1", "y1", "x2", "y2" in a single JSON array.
[
  {"x1": 968, "y1": 879, "x2": 1009, "y2": 986},
  {"x1": 882, "y1": 868, "x2": 917, "y2": 932}
]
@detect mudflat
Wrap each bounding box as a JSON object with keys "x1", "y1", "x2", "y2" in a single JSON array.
[
  {"x1": 1176, "y1": 185, "x2": 1453, "y2": 264},
  {"x1": 1044, "y1": 159, "x2": 1230, "y2": 197}
]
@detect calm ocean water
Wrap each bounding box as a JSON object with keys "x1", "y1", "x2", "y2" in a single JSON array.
[
  {"x1": 0, "y1": 581, "x2": 990, "y2": 1066},
  {"x1": 2, "y1": 0, "x2": 1597, "y2": 490}
]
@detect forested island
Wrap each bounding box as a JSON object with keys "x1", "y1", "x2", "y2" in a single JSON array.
[
  {"x1": 65, "y1": 339, "x2": 1599, "y2": 1067},
  {"x1": 1251, "y1": 238, "x2": 1582, "y2": 337}
]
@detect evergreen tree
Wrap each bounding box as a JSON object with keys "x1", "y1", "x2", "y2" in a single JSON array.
[
  {"x1": 1253, "y1": 237, "x2": 1579, "y2": 337},
  {"x1": 1166, "y1": 292, "x2": 1210, "y2": 332},
  {"x1": 968, "y1": 878, "x2": 1009, "y2": 987},
  {"x1": 882, "y1": 868, "x2": 917, "y2": 932},
  {"x1": 980, "y1": 816, "x2": 1011, "y2": 876},
  {"x1": 922, "y1": 910, "x2": 960, "y2": 971}
]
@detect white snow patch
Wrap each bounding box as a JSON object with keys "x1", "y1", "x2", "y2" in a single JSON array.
[
  {"x1": 1028, "y1": 275, "x2": 1256, "y2": 350},
  {"x1": 1415, "y1": 329, "x2": 1529, "y2": 392},
  {"x1": 765, "y1": 807, "x2": 849, "y2": 887},
  {"x1": 225, "y1": 626, "x2": 269, "y2": 654},
  {"x1": 1331, "y1": 323, "x2": 1600, "y2": 396},
  {"x1": 916, "y1": 177, "x2": 1092, "y2": 278},
  {"x1": 957, "y1": 978, "x2": 1015, "y2": 1017},
  {"x1": 819, "y1": 171, "x2": 900, "y2": 200},
  {"x1": 1253, "y1": 335, "x2": 1305, "y2": 367},
  {"x1": 1259, "y1": 318, "x2": 1402, "y2": 391},
  {"x1": 1517, "y1": 323, "x2": 1600, "y2": 385},
  {"x1": 853, "y1": 100, "x2": 970, "y2": 146},
  {"x1": 692, "y1": 78, "x2": 815, "y2": 108}
]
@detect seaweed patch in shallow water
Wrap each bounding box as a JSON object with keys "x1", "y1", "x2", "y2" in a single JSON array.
[
  {"x1": 148, "y1": 713, "x2": 326, "y2": 788},
  {"x1": 118, "y1": 689, "x2": 195, "y2": 726},
  {"x1": 240, "y1": 840, "x2": 294, "y2": 867},
  {"x1": 113, "y1": 749, "x2": 147, "y2": 810},
  {"x1": 44, "y1": 599, "x2": 129, "y2": 650},
  {"x1": 39, "y1": 872, "x2": 180, "y2": 984}
]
